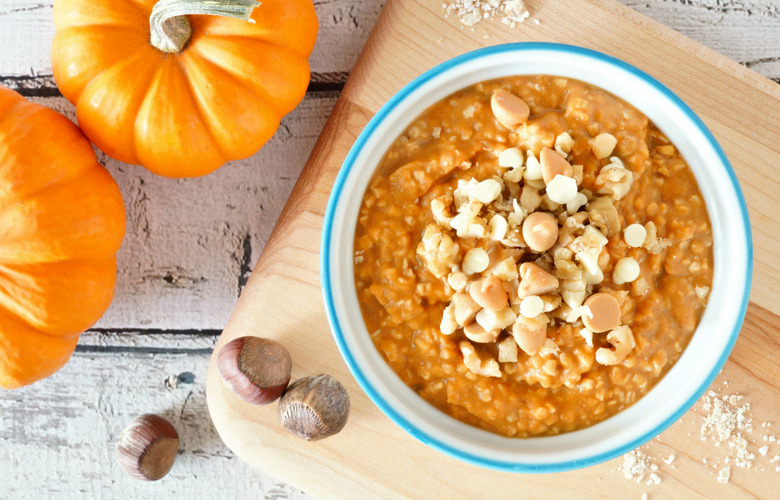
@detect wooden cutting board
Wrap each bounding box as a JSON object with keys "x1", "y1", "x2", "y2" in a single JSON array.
[{"x1": 206, "y1": 0, "x2": 780, "y2": 497}]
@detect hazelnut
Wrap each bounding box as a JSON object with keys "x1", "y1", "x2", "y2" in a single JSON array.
[
  {"x1": 116, "y1": 414, "x2": 179, "y2": 481},
  {"x1": 217, "y1": 336, "x2": 292, "y2": 405},
  {"x1": 278, "y1": 374, "x2": 350, "y2": 441}
]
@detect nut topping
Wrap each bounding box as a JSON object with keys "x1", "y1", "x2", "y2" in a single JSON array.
[
  {"x1": 491, "y1": 89, "x2": 530, "y2": 129},
  {"x1": 582, "y1": 292, "x2": 621, "y2": 333}
]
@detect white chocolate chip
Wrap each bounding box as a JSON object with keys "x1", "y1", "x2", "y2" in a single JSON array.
[
  {"x1": 519, "y1": 295, "x2": 544, "y2": 318},
  {"x1": 624, "y1": 223, "x2": 647, "y2": 248},
  {"x1": 613, "y1": 257, "x2": 640, "y2": 285},
  {"x1": 472, "y1": 179, "x2": 502, "y2": 204},
  {"x1": 545, "y1": 175, "x2": 578, "y2": 204},
  {"x1": 488, "y1": 214, "x2": 509, "y2": 241},
  {"x1": 695, "y1": 286, "x2": 710, "y2": 299},
  {"x1": 498, "y1": 147, "x2": 523, "y2": 169},
  {"x1": 463, "y1": 248, "x2": 490, "y2": 275},
  {"x1": 524, "y1": 153, "x2": 543, "y2": 180}
]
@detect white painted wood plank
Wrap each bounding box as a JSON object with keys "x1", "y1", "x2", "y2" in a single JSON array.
[
  {"x1": 622, "y1": 0, "x2": 780, "y2": 82},
  {"x1": 0, "y1": 1, "x2": 778, "y2": 81},
  {"x1": 0, "y1": 342, "x2": 315, "y2": 499},
  {"x1": 25, "y1": 93, "x2": 339, "y2": 331},
  {"x1": 0, "y1": 0, "x2": 385, "y2": 78}
]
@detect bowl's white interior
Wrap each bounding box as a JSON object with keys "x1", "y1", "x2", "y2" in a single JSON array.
[{"x1": 324, "y1": 45, "x2": 750, "y2": 470}]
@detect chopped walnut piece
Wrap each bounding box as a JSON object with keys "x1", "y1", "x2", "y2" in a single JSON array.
[
  {"x1": 417, "y1": 223, "x2": 459, "y2": 278},
  {"x1": 566, "y1": 192, "x2": 588, "y2": 215},
  {"x1": 464, "y1": 321, "x2": 501, "y2": 343},
  {"x1": 431, "y1": 196, "x2": 454, "y2": 229},
  {"x1": 569, "y1": 225, "x2": 608, "y2": 275},
  {"x1": 497, "y1": 336, "x2": 518, "y2": 363},
  {"x1": 459, "y1": 341, "x2": 502, "y2": 377},
  {"x1": 595, "y1": 326, "x2": 635, "y2": 365},
  {"x1": 440, "y1": 304, "x2": 458, "y2": 335},
  {"x1": 587, "y1": 196, "x2": 621, "y2": 236},
  {"x1": 554, "y1": 131, "x2": 575, "y2": 157},
  {"x1": 520, "y1": 185, "x2": 542, "y2": 213},
  {"x1": 643, "y1": 221, "x2": 671, "y2": 255},
  {"x1": 595, "y1": 158, "x2": 633, "y2": 200},
  {"x1": 558, "y1": 211, "x2": 588, "y2": 247},
  {"x1": 452, "y1": 292, "x2": 481, "y2": 326},
  {"x1": 476, "y1": 307, "x2": 517, "y2": 332},
  {"x1": 491, "y1": 257, "x2": 519, "y2": 281}
]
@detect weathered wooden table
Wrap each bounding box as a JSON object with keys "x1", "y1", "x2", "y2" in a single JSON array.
[{"x1": 0, "y1": 0, "x2": 777, "y2": 498}]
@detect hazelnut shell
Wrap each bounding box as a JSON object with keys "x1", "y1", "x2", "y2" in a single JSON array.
[
  {"x1": 278, "y1": 374, "x2": 350, "y2": 441},
  {"x1": 217, "y1": 336, "x2": 292, "y2": 405},
  {"x1": 116, "y1": 414, "x2": 179, "y2": 481}
]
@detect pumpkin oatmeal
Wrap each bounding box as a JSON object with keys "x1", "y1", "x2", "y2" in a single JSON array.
[{"x1": 353, "y1": 75, "x2": 713, "y2": 437}]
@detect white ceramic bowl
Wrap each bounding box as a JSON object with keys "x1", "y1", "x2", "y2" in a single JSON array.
[{"x1": 321, "y1": 43, "x2": 752, "y2": 472}]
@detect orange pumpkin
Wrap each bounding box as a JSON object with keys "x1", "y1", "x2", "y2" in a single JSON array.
[
  {"x1": 51, "y1": 0, "x2": 318, "y2": 178},
  {"x1": 0, "y1": 87, "x2": 126, "y2": 389}
]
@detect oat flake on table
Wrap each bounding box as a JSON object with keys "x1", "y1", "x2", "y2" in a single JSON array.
[{"x1": 442, "y1": 0, "x2": 530, "y2": 27}]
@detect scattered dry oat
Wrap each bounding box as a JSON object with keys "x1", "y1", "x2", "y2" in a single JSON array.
[
  {"x1": 717, "y1": 466, "x2": 731, "y2": 484},
  {"x1": 442, "y1": 0, "x2": 530, "y2": 28},
  {"x1": 701, "y1": 390, "x2": 756, "y2": 469},
  {"x1": 620, "y1": 449, "x2": 662, "y2": 485}
]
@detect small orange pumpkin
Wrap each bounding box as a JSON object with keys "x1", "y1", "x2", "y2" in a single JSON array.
[
  {"x1": 0, "y1": 87, "x2": 126, "y2": 389},
  {"x1": 51, "y1": 0, "x2": 318, "y2": 178}
]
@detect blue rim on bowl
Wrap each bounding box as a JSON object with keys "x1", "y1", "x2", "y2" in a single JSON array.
[{"x1": 321, "y1": 42, "x2": 752, "y2": 472}]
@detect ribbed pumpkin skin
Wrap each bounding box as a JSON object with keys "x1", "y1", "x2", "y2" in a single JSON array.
[
  {"x1": 50, "y1": 0, "x2": 318, "y2": 178},
  {"x1": 0, "y1": 87, "x2": 126, "y2": 389}
]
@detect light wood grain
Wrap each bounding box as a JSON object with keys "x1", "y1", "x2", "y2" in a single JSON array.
[{"x1": 206, "y1": 0, "x2": 780, "y2": 498}]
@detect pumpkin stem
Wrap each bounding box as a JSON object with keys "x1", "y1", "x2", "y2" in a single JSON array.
[{"x1": 150, "y1": 0, "x2": 261, "y2": 54}]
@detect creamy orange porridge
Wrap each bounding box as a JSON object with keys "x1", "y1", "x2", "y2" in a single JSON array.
[{"x1": 353, "y1": 75, "x2": 713, "y2": 437}]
